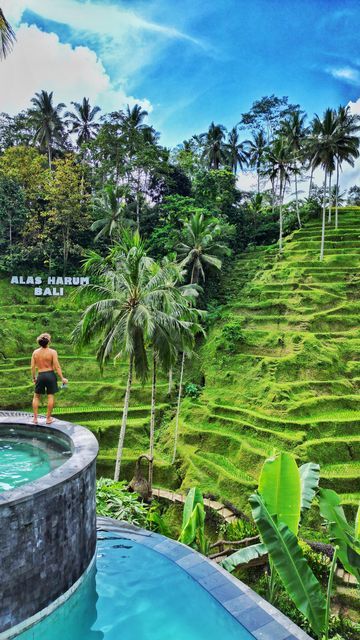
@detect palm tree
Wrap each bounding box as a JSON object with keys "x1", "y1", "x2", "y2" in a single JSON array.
[
  {"x1": 73, "y1": 231, "x2": 196, "y2": 481},
  {"x1": 245, "y1": 130, "x2": 267, "y2": 193},
  {"x1": 334, "y1": 106, "x2": 360, "y2": 228},
  {"x1": 91, "y1": 184, "x2": 132, "y2": 243},
  {"x1": 171, "y1": 213, "x2": 229, "y2": 463},
  {"x1": 279, "y1": 111, "x2": 307, "y2": 228},
  {"x1": 310, "y1": 109, "x2": 338, "y2": 260},
  {"x1": 66, "y1": 98, "x2": 101, "y2": 146},
  {"x1": 266, "y1": 138, "x2": 293, "y2": 253},
  {"x1": 29, "y1": 90, "x2": 66, "y2": 168},
  {"x1": 225, "y1": 126, "x2": 248, "y2": 174},
  {"x1": 178, "y1": 212, "x2": 230, "y2": 284},
  {"x1": 148, "y1": 262, "x2": 200, "y2": 489},
  {"x1": 201, "y1": 122, "x2": 227, "y2": 170},
  {"x1": 0, "y1": 9, "x2": 15, "y2": 60}
]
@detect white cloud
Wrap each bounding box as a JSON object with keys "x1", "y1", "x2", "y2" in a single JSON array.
[
  {"x1": 0, "y1": 24, "x2": 152, "y2": 115},
  {"x1": 328, "y1": 66, "x2": 360, "y2": 85}
]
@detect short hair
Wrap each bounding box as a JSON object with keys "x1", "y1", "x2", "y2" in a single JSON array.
[{"x1": 37, "y1": 333, "x2": 51, "y2": 348}]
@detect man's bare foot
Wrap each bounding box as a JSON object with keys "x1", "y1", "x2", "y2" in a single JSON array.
[
  {"x1": 31, "y1": 418, "x2": 38, "y2": 425},
  {"x1": 46, "y1": 417, "x2": 55, "y2": 425}
]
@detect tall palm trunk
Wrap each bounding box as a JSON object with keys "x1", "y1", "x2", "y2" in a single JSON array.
[
  {"x1": 172, "y1": 351, "x2": 185, "y2": 464},
  {"x1": 328, "y1": 172, "x2": 332, "y2": 222},
  {"x1": 148, "y1": 352, "x2": 157, "y2": 489},
  {"x1": 335, "y1": 160, "x2": 340, "y2": 229},
  {"x1": 168, "y1": 367, "x2": 173, "y2": 395},
  {"x1": 114, "y1": 356, "x2": 133, "y2": 481},
  {"x1": 48, "y1": 144, "x2": 52, "y2": 171},
  {"x1": 320, "y1": 171, "x2": 327, "y2": 262},
  {"x1": 257, "y1": 165, "x2": 260, "y2": 194},
  {"x1": 294, "y1": 167, "x2": 301, "y2": 228},
  {"x1": 308, "y1": 165, "x2": 314, "y2": 198},
  {"x1": 279, "y1": 176, "x2": 284, "y2": 254}
]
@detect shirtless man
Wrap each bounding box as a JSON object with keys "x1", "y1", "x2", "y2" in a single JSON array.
[{"x1": 31, "y1": 333, "x2": 68, "y2": 425}]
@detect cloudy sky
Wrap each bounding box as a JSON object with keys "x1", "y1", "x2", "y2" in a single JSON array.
[{"x1": 2, "y1": 0, "x2": 360, "y2": 188}]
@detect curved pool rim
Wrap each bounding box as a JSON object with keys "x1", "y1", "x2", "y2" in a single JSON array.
[
  {"x1": 0, "y1": 411, "x2": 98, "y2": 505},
  {"x1": 0, "y1": 412, "x2": 98, "y2": 635},
  {"x1": 96, "y1": 517, "x2": 312, "y2": 640}
]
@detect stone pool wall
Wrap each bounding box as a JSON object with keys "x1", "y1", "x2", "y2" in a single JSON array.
[{"x1": 0, "y1": 413, "x2": 98, "y2": 634}]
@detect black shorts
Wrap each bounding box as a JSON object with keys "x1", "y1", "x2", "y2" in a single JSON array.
[{"x1": 35, "y1": 371, "x2": 59, "y2": 395}]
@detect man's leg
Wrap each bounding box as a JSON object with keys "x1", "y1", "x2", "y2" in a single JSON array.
[
  {"x1": 46, "y1": 394, "x2": 55, "y2": 423},
  {"x1": 32, "y1": 393, "x2": 40, "y2": 424}
]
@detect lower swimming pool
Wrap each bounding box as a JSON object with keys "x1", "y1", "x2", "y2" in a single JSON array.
[
  {"x1": 0, "y1": 436, "x2": 70, "y2": 492},
  {"x1": 16, "y1": 531, "x2": 254, "y2": 640}
]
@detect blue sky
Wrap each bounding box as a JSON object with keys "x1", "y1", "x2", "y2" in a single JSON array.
[{"x1": 2, "y1": 0, "x2": 360, "y2": 148}]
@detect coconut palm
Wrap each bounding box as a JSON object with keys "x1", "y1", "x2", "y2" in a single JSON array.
[
  {"x1": 177, "y1": 212, "x2": 230, "y2": 285},
  {"x1": 91, "y1": 184, "x2": 132, "y2": 243},
  {"x1": 266, "y1": 138, "x2": 293, "y2": 253},
  {"x1": 29, "y1": 90, "x2": 66, "y2": 168},
  {"x1": 225, "y1": 126, "x2": 248, "y2": 174},
  {"x1": 245, "y1": 130, "x2": 268, "y2": 193},
  {"x1": 66, "y1": 98, "x2": 101, "y2": 146},
  {"x1": 279, "y1": 111, "x2": 308, "y2": 228},
  {"x1": 171, "y1": 213, "x2": 228, "y2": 463},
  {"x1": 0, "y1": 9, "x2": 15, "y2": 60},
  {"x1": 334, "y1": 106, "x2": 360, "y2": 228},
  {"x1": 201, "y1": 122, "x2": 227, "y2": 170},
  {"x1": 73, "y1": 231, "x2": 198, "y2": 481},
  {"x1": 310, "y1": 109, "x2": 342, "y2": 259},
  {"x1": 148, "y1": 262, "x2": 200, "y2": 488}
]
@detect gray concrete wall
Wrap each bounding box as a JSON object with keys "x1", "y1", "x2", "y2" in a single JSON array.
[{"x1": 0, "y1": 414, "x2": 98, "y2": 634}]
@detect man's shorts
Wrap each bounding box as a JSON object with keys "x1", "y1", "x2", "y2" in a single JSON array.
[{"x1": 35, "y1": 371, "x2": 59, "y2": 395}]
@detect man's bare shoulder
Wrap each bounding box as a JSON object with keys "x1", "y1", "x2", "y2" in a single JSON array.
[
  {"x1": 49, "y1": 348, "x2": 58, "y2": 355},
  {"x1": 32, "y1": 348, "x2": 41, "y2": 356}
]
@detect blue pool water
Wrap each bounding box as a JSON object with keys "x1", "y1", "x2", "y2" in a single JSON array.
[
  {"x1": 17, "y1": 532, "x2": 254, "y2": 639},
  {"x1": 0, "y1": 438, "x2": 68, "y2": 492}
]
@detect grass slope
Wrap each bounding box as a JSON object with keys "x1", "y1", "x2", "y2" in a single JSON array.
[{"x1": 167, "y1": 209, "x2": 360, "y2": 511}]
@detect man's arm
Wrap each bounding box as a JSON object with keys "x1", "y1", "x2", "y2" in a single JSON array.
[
  {"x1": 31, "y1": 353, "x2": 36, "y2": 383},
  {"x1": 52, "y1": 350, "x2": 68, "y2": 384}
]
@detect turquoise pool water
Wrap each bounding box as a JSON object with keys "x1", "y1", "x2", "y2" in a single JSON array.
[
  {"x1": 17, "y1": 532, "x2": 254, "y2": 639},
  {"x1": 0, "y1": 438, "x2": 67, "y2": 492}
]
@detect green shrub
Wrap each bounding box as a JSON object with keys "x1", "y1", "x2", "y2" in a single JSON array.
[
  {"x1": 184, "y1": 383, "x2": 202, "y2": 399},
  {"x1": 96, "y1": 477, "x2": 149, "y2": 526},
  {"x1": 225, "y1": 518, "x2": 257, "y2": 541}
]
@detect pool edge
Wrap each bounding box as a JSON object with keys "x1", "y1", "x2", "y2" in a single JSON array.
[
  {"x1": 97, "y1": 517, "x2": 313, "y2": 640},
  {"x1": 0, "y1": 553, "x2": 97, "y2": 640}
]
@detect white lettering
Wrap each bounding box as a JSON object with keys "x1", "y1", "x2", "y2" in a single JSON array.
[
  {"x1": 34, "y1": 287, "x2": 42, "y2": 296},
  {"x1": 56, "y1": 277, "x2": 64, "y2": 286},
  {"x1": 43, "y1": 287, "x2": 52, "y2": 296},
  {"x1": 59, "y1": 287, "x2": 64, "y2": 296},
  {"x1": 35, "y1": 276, "x2": 42, "y2": 285},
  {"x1": 64, "y1": 277, "x2": 72, "y2": 285},
  {"x1": 80, "y1": 277, "x2": 89, "y2": 285},
  {"x1": 11, "y1": 276, "x2": 19, "y2": 284},
  {"x1": 19, "y1": 275, "x2": 25, "y2": 284},
  {"x1": 72, "y1": 277, "x2": 80, "y2": 285},
  {"x1": 26, "y1": 276, "x2": 34, "y2": 285},
  {"x1": 47, "y1": 277, "x2": 56, "y2": 285}
]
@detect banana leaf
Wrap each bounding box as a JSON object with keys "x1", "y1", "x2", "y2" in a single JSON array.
[
  {"x1": 181, "y1": 487, "x2": 203, "y2": 529},
  {"x1": 221, "y1": 543, "x2": 267, "y2": 572},
  {"x1": 299, "y1": 462, "x2": 320, "y2": 512},
  {"x1": 249, "y1": 493, "x2": 326, "y2": 637},
  {"x1": 318, "y1": 488, "x2": 360, "y2": 582},
  {"x1": 179, "y1": 502, "x2": 205, "y2": 547},
  {"x1": 259, "y1": 452, "x2": 301, "y2": 534},
  {"x1": 355, "y1": 505, "x2": 360, "y2": 541}
]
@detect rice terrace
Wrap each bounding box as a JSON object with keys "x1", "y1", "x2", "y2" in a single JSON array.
[{"x1": 0, "y1": 2, "x2": 359, "y2": 639}]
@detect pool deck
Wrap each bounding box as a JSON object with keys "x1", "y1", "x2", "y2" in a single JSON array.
[{"x1": 97, "y1": 517, "x2": 313, "y2": 640}]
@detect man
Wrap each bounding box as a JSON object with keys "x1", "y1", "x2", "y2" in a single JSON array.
[{"x1": 31, "y1": 333, "x2": 68, "y2": 425}]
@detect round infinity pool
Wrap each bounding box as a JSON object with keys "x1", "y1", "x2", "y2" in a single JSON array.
[
  {"x1": 0, "y1": 431, "x2": 71, "y2": 492},
  {"x1": 16, "y1": 531, "x2": 254, "y2": 640}
]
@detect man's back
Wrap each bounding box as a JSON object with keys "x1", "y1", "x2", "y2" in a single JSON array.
[{"x1": 32, "y1": 347, "x2": 56, "y2": 372}]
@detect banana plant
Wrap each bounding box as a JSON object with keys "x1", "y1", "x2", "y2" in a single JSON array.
[
  {"x1": 179, "y1": 487, "x2": 209, "y2": 555},
  {"x1": 319, "y1": 488, "x2": 360, "y2": 583},
  {"x1": 223, "y1": 453, "x2": 320, "y2": 571}
]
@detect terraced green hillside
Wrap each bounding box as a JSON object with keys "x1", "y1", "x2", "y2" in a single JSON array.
[
  {"x1": 170, "y1": 208, "x2": 360, "y2": 511},
  {"x1": 0, "y1": 208, "x2": 359, "y2": 512}
]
